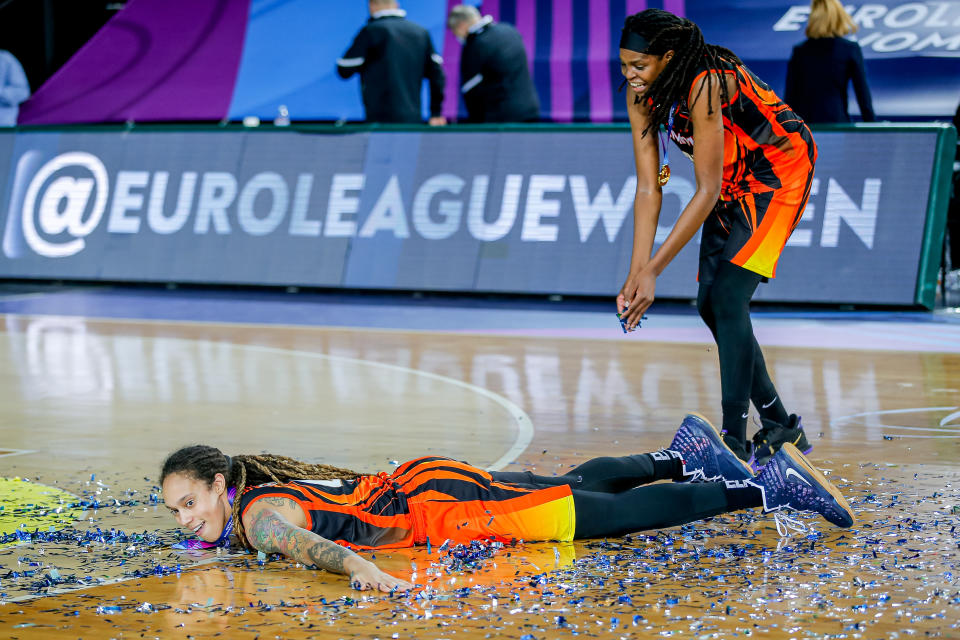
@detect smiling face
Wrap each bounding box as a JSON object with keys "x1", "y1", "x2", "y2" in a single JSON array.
[
  {"x1": 162, "y1": 471, "x2": 230, "y2": 542},
  {"x1": 619, "y1": 49, "x2": 674, "y2": 96}
]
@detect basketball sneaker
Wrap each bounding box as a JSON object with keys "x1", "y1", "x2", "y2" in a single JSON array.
[
  {"x1": 721, "y1": 432, "x2": 753, "y2": 464},
  {"x1": 751, "y1": 414, "x2": 812, "y2": 469},
  {"x1": 750, "y1": 443, "x2": 854, "y2": 528},
  {"x1": 668, "y1": 414, "x2": 755, "y2": 483}
]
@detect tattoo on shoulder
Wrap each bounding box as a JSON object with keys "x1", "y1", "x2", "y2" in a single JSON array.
[
  {"x1": 260, "y1": 496, "x2": 294, "y2": 508},
  {"x1": 248, "y1": 508, "x2": 286, "y2": 554}
]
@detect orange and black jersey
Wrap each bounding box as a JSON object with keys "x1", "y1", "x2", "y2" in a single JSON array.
[
  {"x1": 239, "y1": 474, "x2": 415, "y2": 549},
  {"x1": 238, "y1": 456, "x2": 575, "y2": 550},
  {"x1": 668, "y1": 61, "x2": 817, "y2": 200}
]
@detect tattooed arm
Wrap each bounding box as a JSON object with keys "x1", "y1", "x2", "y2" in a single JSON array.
[{"x1": 242, "y1": 499, "x2": 412, "y2": 592}]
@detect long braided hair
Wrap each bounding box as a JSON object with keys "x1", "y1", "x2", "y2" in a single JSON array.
[
  {"x1": 160, "y1": 445, "x2": 363, "y2": 550},
  {"x1": 623, "y1": 9, "x2": 743, "y2": 137}
]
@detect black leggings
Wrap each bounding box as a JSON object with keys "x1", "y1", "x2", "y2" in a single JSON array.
[
  {"x1": 697, "y1": 261, "x2": 782, "y2": 439},
  {"x1": 491, "y1": 454, "x2": 732, "y2": 539}
]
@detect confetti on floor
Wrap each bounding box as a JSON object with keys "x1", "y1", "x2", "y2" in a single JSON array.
[{"x1": 0, "y1": 461, "x2": 958, "y2": 639}]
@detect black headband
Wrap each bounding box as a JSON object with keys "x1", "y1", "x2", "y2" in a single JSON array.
[{"x1": 619, "y1": 29, "x2": 650, "y2": 53}]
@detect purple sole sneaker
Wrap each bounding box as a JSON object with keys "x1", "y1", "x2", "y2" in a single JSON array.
[
  {"x1": 682, "y1": 413, "x2": 754, "y2": 482},
  {"x1": 752, "y1": 443, "x2": 854, "y2": 529}
]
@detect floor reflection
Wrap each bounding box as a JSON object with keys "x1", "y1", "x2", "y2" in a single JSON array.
[{"x1": 0, "y1": 313, "x2": 957, "y2": 638}]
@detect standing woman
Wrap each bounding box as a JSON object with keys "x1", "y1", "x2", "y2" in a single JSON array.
[
  {"x1": 785, "y1": 0, "x2": 875, "y2": 123},
  {"x1": 615, "y1": 9, "x2": 816, "y2": 465}
]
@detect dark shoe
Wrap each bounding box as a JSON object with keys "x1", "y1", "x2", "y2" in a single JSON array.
[
  {"x1": 667, "y1": 415, "x2": 721, "y2": 482},
  {"x1": 721, "y1": 432, "x2": 752, "y2": 464},
  {"x1": 751, "y1": 443, "x2": 855, "y2": 528},
  {"x1": 669, "y1": 414, "x2": 754, "y2": 482},
  {"x1": 751, "y1": 414, "x2": 811, "y2": 470}
]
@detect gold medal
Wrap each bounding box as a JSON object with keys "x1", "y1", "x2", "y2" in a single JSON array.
[{"x1": 658, "y1": 164, "x2": 670, "y2": 186}]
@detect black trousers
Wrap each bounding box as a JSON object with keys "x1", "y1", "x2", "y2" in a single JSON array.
[
  {"x1": 491, "y1": 454, "x2": 730, "y2": 539},
  {"x1": 696, "y1": 260, "x2": 784, "y2": 441}
]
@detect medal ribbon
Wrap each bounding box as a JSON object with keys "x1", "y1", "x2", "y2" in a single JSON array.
[{"x1": 657, "y1": 102, "x2": 677, "y2": 186}]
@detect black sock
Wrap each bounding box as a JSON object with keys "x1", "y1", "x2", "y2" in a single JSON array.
[
  {"x1": 723, "y1": 479, "x2": 764, "y2": 511},
  {"x1": 721, "y1": 400, "x2": 750, "y2": 444},
  {"x1": 756, "y1": 394, "x2": 788, "y2": 426},
  {"x1": 647, "y1": 450, "x2": 685, "y2": 481}
]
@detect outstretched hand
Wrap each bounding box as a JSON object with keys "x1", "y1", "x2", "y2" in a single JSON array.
[
  {"x1": 348, "y1": 557, "x2": 412, "y2": 593},
  {"x1": 617, "y1": 268, "x2": 656, "y2": 330}
]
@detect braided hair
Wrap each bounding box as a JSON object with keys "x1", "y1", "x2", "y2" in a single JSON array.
[
  {"x1": 160, "y1": 445, "x2": 363, "y2": 550},
  {"x1": 622, "y1": 9, "x2": 742, "y2": 137}
]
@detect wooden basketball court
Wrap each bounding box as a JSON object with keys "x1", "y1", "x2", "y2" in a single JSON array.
[{"x1": 0, "y1": 292, "x2": 958, "y2": 639}]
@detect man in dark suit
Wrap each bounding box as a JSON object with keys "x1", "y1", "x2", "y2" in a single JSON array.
[
  {"x1": 447, "y1": 5, "x2": 540, "y2": 123},
  {"x1": 338, "y1": 0, "x2": 446, "y2": 125}
]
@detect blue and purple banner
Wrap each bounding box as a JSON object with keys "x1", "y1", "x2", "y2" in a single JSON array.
[
  {"x1": 19, "y1": 0, "x2": 250, "y2": 123},
  {"x1": 0, "y1": 125, "x2": 950, "y2": 306},
  {"x1": 688, "y1": 0, "x2": 960, "y2": 119},
  {"x1": 16, "y1": 0, "x2": 960, "y2": 125}
]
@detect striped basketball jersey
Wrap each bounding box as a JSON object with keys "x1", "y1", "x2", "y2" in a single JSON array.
[
  {"x1": 238, "y1": 456, "x2": 575, "y2": 550},
  {"x1": 668, "y1": 62, "x2": 817, "y2": 201}
]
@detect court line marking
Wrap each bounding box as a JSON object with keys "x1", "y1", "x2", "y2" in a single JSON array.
[
  {"x1": 867, "y1": 425, "x2": 960, "y2": 433},
  {"x1": 0, "y1": 449, "x2": 36, "y2": 458},
  {"x1": 237, "y1": 343, "x2": 534, "y2": 471},
  {"x1": 0, "y1": 325, "x2": 533, "y2": 471},
  {"x1": 879, "y1": 435, "x2": 960, "y2": 439},
  {"x1": 831, "y1": 406, "x2": 957, "y2": 420},
  {"x1": 0, "y1": 340, "x2": 532, "y2": 602},
  {"x1": 940, "y1": 409, "x2": 960, "y2": 426},
  {"x1": 830, "y1": 406, "x2": 960, "y2": 440},
  {"x1": 0, "y1": 338, "x2": 534, "y2": 603},
  {"x1": 0, "y1": 314, "x2": 949, "y2": 602}
]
